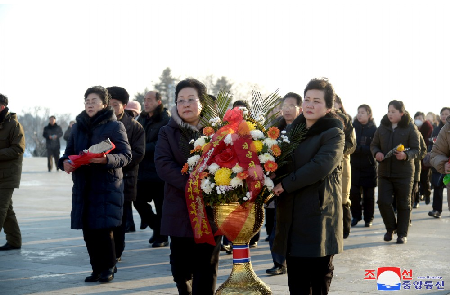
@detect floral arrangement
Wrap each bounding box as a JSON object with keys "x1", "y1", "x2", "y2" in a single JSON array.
[
  {"x1": 182, "y1": 91, "x2": 306, "y2": 245},
  {"x1": 182, "y1": 90, "x2": 305, "y2": 207}
]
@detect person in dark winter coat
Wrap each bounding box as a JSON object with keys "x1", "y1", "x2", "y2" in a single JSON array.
[
  {"x1": 63, "y1": 121, "x2": 75, "y2": 142},
  {"x1": 154, "y1": 79, "x2": 221, "y2": 295},
  {"x1": 334, "y1": 95, "x2": 356, "y2": 238},
  {"x1": 266, "y1": 92, "x2": 302, "y2": 276},
  {"x1": 370, "y1": 100, "x2": 420, "y2": 244},
  {"x1": 428, "y1": 107, "x2": 450, "y2": 218},
  {"x1": 350, "y1": 105, "x2": 377, "y2": 227},
  {"x1": 107, "y1": 86, "x2": 145, "y2": 260},
  {"x1": 134, "y1": 91, "x2": 171, "y2": 247},
  {"x1": 0, "y1": 94, "x2": 25, "y2": 251},
  {"x1": 272, "y1": 78, "x2": 344, "y2": 295},
  {"x1": 59, "y1": 86, "x2": 131, "y2": 283},
  {"x1": 43, "y1": 116, "x2": 63, "y2": 171},
  {"x1": 412, "y1": 112, "x2": 433, "y2": 207}
]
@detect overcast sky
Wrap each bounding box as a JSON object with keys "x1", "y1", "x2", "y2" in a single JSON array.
[{"x1": 0, "y1": 0, "x2": 449, "y2": 123}]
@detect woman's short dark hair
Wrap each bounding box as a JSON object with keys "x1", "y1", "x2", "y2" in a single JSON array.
[
  {"x1": 334, "y1": 94, "x2": 348, "y2": 115},
  {"x1": 232, "y1": 100, "x2": 249, "y2": 109},
  {"x1": 358, "y1": 104, "x2": 374, "y2": 122},
  {"x1": 107, "y1": 86, "x2": 129, "y2": 105},
  {"x1": 175, "y1": 78, "x2": 207, "y2": 104},
  {"x1": 84, "y1": 86, "x2": 110, "y2": 106},
  {"x1": 283, "y1": 92, "x2": 302, "y2": 106},
  {"x1": 414, "y1": 111, "x2": 425, "y2": 119},
  {"x1": 388, "y1": 100, "x2": 405, "y2": 113},
  {"x1": 304, "y1": 78, "x2": 334, "y2": 109},
  {"x1": 440, "y1": 107, "x2": 450, "y2": 114}
]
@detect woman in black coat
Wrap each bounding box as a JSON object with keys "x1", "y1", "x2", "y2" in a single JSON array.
[
  {"x1": 350, "y1": 104, "x2": 377, "y2": 227},
  {"x1": 59, "y1": 86, "x2": 131, "y2": 283},
  {"x1": 272, "y1": 78, "x2": 345, "y2": 295},
  {"x1": 370, "y1": 100, "x2": 420, "y2": 244},
  {"x1": 154, "y1": 79, "x2": 221, "y2": 295}
]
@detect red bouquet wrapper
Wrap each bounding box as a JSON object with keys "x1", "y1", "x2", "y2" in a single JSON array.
[{"x1": 68, "y1": 139, "x2": 115, "y2": 170}]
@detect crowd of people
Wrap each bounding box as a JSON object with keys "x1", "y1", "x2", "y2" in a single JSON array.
[{"x1": 0, "y1": 77, "x2": 448, "y2": 295}]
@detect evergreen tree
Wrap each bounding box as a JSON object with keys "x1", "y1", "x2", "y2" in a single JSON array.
[
  {"x1": 212, "y1": 76, "x2": 233, "y2": 96},
  {"x1": 154, "y1": 67, "x2": 178, "y2": 107},
  {"x1": 132, "y1": 87, "x2": 149, "y2": 107}
]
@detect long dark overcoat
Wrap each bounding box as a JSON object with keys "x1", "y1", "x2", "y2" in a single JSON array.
[
  {"x1": 154, "y1": 106, "x2": 216, "y2": 238},
  {"x1": 58, "y1": 109, "x2": 131, "y2": 229},
  {"x1": 351, "y1": 119, "x2": 378, "y2": 187},
  {"x1": 273, "y1": 113, "x2": 345, "y2": 258}
]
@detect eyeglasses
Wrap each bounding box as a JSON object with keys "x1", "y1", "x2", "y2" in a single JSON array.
[
  {"x1": 176, "y1": 98, "x2": 199, "y2": 105},
  {"x1": 84, "y1": 100, "x2": 102, "y2": 106},
  {"x1": 282, "y1": 104, "x2": 298, "y2": 110}
]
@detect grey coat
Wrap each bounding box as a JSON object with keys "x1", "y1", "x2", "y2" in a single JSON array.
[{"x1": 273, "y1": 113, "x2": 345, "y2": 258}]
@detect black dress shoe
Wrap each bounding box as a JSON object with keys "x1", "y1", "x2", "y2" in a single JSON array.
[
  {"x1": 149, "y1": 234, "x2": 155, "y2": 244},
  {"x1": 428, "y1": 210, "x2": 441, "y2": 218},
  {"x1": 98, "y1": 268, "x2": 115, "y2": 283},
  {"x1": 425, "y1": 195, "x2": 430, "y2": 205},
  {"x1": 249, "y1": 242, "x2": 257, "y2": 248},
  {"x1": 221, "y1": 244, "x2": 231, "y2": 252},
  {"x1": 0, "y1": 243, "x2": 21, "y2": 251},
  {"x1": 152, "y1": 241, "x2": 169, "y2": 248},
  {"x1": 384, "y1": 231, "x2": 393, "y2": 241},
  {"x1": 266, "y1": 264, "x2": 287, "y2": 275},
  {"x1": 226, "y1": 244, "x2": 233, "y2": 254},
  {"x1": 351, "y1": 218, "x2": 360, "y2": 227},
  {"x1": 140, "y1": 220, "x2": 148, "y2": 230},
  {"x1": 343, "y1": 232, "x2": 349, "y2": 239},
  {"x1": 365, "y1": 222, "x2": 372, "y2": 227},
  {"x1": 396, "y1": 236, "x2": 407, "y2": 244},
  {"x1": 85, "y1": 272, "x2": 100, "y2": 282},
  {"x1": 413, "y1": 202, "x2": 419, "y2": 208},
  {"x1": 125, "y1": 225, "x2": 135, "y2": 233},
  {"x1": 265, "y1": 236, "x2": 270, "y2": 242}
]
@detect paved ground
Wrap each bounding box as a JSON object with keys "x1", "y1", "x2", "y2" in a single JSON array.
[{"x1": 0, "y1": 158, "x2": 449, "y2": 295}]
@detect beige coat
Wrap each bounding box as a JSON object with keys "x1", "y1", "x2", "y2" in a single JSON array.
[{"x1": 430, "y1": 115, "x2": 450, "y2": 209}]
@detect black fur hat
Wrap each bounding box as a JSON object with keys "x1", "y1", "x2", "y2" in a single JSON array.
[
  {"x1": 0, "y1": 93, "x2": 8, "y2": 106},
  {"x1": 107, "y1": 86, "x2": 130, "y2": 105}
]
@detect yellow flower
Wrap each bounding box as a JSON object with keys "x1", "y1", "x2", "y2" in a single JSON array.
[
  {"x1": 253, "y1": 140, "x2": 263, "y2": 153},
  {"x1": 215, "y1": 167, "x2": 232, "y2": 186},
  {"x1": 246, "y1": 121, "x2": 256, "y2": 131},
  {"x1": 397, "y1": 144, "x2": 405, "y2": 151}
]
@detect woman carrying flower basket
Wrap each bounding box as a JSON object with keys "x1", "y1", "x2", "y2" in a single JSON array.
[
  {"x1": 272, "y1": 78, "x2": 345, "y2": 295},
  {"x1": 154, "y1": 79, "x2": 221, "y2": 295}
]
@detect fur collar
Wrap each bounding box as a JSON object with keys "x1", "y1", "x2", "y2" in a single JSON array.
[
  {"x1": 353, "y1": 119, "x2": 376, "y2": 129},
  {"x1": 76, "y1": 108, "x2": 116, "y2": 133},
  {"x1": 170, "y1": 105, "x2": 203, "y2": 132},
  {"x1": 291, "y1": 112, "x2": 344, "y2": 137},
  {"x1": 380, "y1": 111, "x2": 411, "y2": 128}
]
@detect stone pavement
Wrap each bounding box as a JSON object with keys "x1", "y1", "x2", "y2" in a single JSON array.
[{"x1": 0, "y1": 158, "x2": 449, "y2": 295}]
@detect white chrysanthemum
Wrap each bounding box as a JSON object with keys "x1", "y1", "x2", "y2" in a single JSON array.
[
  {"x1": 264, "y1": 176, "x2": 274, "y2": 191},
  {"x1": 258, "y1": 153, "x2": 275, "y2": 164},
  {"x1": 208, "y1": 163, "x2": 220, "y2": 174},
  {"x1": 238, "y1": 106, "x2": 249, "y2": 116},
  {"x1": 281, "y1": 130, "x2": 286, "y2": 134},
  {"x1": 250, "y1": 130, "x2": 265, "y2": 140},
  {"x1": 216, "y1": 186, "x2": 222, "y2": 194},
  {"x1": 187, "y1": 155, "x2": 200, "y2": 167},
  {"x1": 263, "y1": 138, "x2": 277, "y2": 148},
  {"x1": 224, "y1": 134, "x2": 233, "y2": 145},
  {"x1": 201, "y1": 178, "x2": 213, "y2": 194},
  {"x1": 194, "y1": 136, "x2": 207, "y2": 148},
  {"x1": 256, "y1": 113, "x2": 265, "y2": 123},
  {"x1": 189, "y1": 139, "x2": 195, "y2": 144},
  {"x1": 232, "y1": 163, "x2": 243, "y2": 173},
  {"x1": 230, "y1": 177, "x2": 243, "y2": 188},
  {"x1": 209, "y1": 117, "x2": 222, "y2": 126}
]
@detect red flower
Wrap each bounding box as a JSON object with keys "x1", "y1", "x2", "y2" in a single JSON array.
[
  {"x1": 223, "y1": 107, "x2": 244, "y2": 124},
  {"x1": 237, "y1": 172, "x2": 249, "y2": 180},
  {"x1": 267, "y1": 127, "x2": 280, "y2": 139},
  {"x1": 271, "y1": 144, "x2": 281, "y2": 157},
  {"x1": 215, "y1": 148, "x2": 239, "y2": 169},
  {"x1": 264, "y1": 161, "x2": 278, "y2": 172},
  {"x1": 190, "y1": 145, "x2": 202, "y2": 154},
  {"x1": 203, "y1": 127, "x2": 215, "y2": 136}
]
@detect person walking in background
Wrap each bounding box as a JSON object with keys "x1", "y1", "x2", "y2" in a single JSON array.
[
  {"x1": 370, "y1": 100, "x2": 420, "y2": 244},
  {"x1": 266, "y1": 92, "x2": 302, "y2": 276},
  {"x1": 107, "y1": 86, "x2": 145, "y2": 260},
  {"x1": 428, "y1": 107, "x2": 450, "y2": 218},
  {"x1": 431, "y1": 112, "x2": 450, "y2": 212},
  {"x1": 155, "y1": 79, "x2": 222, "y2": 295},
  {"x1": 350, "y1": 105, "x2": 377, "y2": 228},
  {"x1": 63, "y1": 121, "x2": 75, "y2": 142},
  {"x1": 413, "y1": 111, "x2": 433, "y2": 207},
  {"x1": 43, "y1": 116, "x2": 63, "y2": 171},
  {"x1": 0, "y1": 94, "x2": 25, "y2": 251},
  {"x1": 134, "y1": 91, "x2": 170, "y2": 247},
  {"x1": 426, "y1": 112, "x2": 439, "y2": 130},
  {"x1": 334, "y1": 95, "x2": 356, "y2": 238},
  {"x1": 272, "y1": 78, "x2": 344, "y2": 295},
  {"x1": 59, "y1": 86, "x2": 131, "y2": 283}
]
